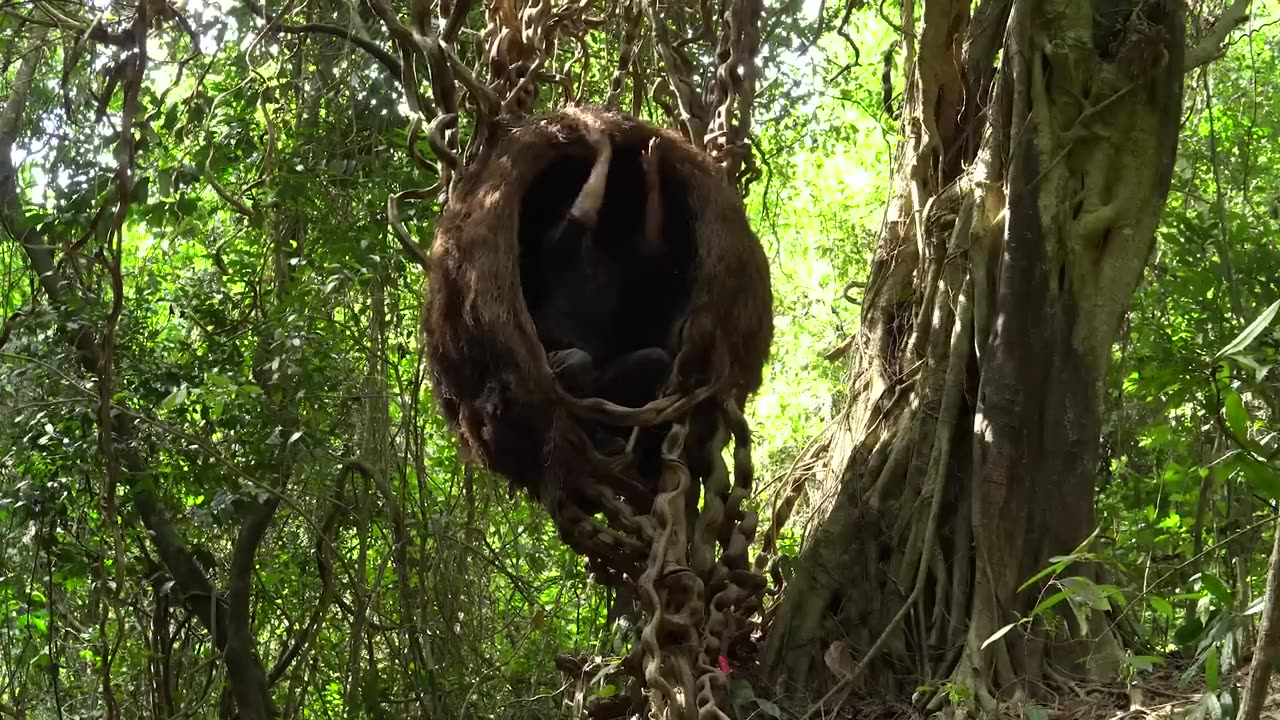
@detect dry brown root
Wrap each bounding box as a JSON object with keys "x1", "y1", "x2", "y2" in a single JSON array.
[{"x1": 638, "y1": 423, "x2": 699, "y2": 718}]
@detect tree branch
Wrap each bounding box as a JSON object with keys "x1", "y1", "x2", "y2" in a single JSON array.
[
  {"x1": 0, "y1": 304, "x2": 27, "y2": 350},
  {"x1": 1184, "y1": 0, "x2": 1252, "y2": 71},
  {"x1": 0, "y1": 11, "x2": 237, "y2": 682},
  {"x1": 224, "y1": 497, "x2": 281, "y2": 720},
  {"x1": 267, "y1": 467, "x2": 348, "y2": 685},
  {"x1": 242, "y1": 0, "x2": 403, "y2": 79},
  {"x1": 6, "y1": 9, "x2": 134, "y2": 46},
  {"x1": 280, "y1": 22, "x2": 403, "y2": 78}
]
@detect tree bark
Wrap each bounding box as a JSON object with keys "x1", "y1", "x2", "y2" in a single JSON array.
[
  {"x1": 761, "y1": 0, "x2": 1186, "y2": 709},
  {"x1": 1240, "y1": 520, "x2": 1280, "y2": 720}
]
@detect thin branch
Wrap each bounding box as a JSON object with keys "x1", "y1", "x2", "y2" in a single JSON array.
[
  {"x1": 242, "y1": 0, "x2": 404, "y2": 79},
  {"x1": 8, "y1": 8, "x2": 132, "y2": 46},
  {"x1": 267, "y1": 467, "x2": 348, "y2": 685},
  {"x1": 0, "y1": 9, "x2": 235, "y2": 674},
  {"x1": 289, "y1": 23, "x2": 403, "y2": 77},
  {"x1": 387, "y1": 188, "x2": 434, "y2": 270},
  {"x1": 0, "y1": 308, "x2": 25, "y2": 349},
  {"x1": 1184, "y1": 0, "x2": 1252, "y2": 71},
  {"x1": 1240, "y1": 516, "x2": 1280, "y2": 720},
  {"x1": 203, "y1": 145, "x2": 259, "y2": 222},
  {"x1": 643, "y1": 0, "x2": 709, "y2": 142},
  {"x1": 340, "y1": 457, "x2": 436, "y2": 710},
  {"x1": 224, "y1": 496, "x2": 281, "y2": 720}
]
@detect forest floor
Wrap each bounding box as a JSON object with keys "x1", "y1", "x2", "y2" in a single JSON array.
[{"x1": 834, "y1": 662, "x2": 1280, "y2": 719}]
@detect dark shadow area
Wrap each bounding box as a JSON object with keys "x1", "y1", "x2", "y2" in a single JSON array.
[{"x1": 517, "y1": 136, "x2": 698, "y2": 368}]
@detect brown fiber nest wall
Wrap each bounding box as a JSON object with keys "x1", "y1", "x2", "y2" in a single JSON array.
[{"x1": 425, "y1": 107, "x2": 772, "y2": 510}]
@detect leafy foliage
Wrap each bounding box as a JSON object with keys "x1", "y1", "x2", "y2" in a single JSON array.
[{"x1": 1, "y1": 0, "x2": 1279, "y2": 717}]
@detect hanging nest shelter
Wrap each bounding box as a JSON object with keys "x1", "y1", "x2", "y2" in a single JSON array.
[{"x1": 425, "y1": 106, "x2": 773, "y2": 717}]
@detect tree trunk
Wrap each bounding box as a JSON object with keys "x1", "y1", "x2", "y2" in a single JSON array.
[
  {"x1": 1240, "y1": 520, "x2": 1280, "y2": 720},
  {"x1": 761, "y1": 0, "x2": 1185, "y2": 710}
]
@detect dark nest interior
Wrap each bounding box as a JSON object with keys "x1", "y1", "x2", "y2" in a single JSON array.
[{"x1": 517, "y1": 135, "x2": 697, "y2": 365}]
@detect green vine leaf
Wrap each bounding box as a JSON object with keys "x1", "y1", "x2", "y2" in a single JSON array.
[{"x1": 1214, "y1": 299, "x2": 1280, "y2": 360}]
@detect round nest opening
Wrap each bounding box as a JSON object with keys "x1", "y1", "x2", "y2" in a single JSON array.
[
  {"x1": 517, "y1": 136, "x2": 698, "y2": 366},
  {"x1": 425, "y1": 107, "x2": 773, "y2": 517}
]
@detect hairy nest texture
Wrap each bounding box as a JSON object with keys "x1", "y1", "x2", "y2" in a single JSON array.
[{"x1": 426, "y1": 106, "x2": 771, "y2": 523}]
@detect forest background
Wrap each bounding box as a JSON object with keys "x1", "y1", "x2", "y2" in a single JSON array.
[{"x1": 1, "y1": 0, "x2": 1279, "y2": 718}]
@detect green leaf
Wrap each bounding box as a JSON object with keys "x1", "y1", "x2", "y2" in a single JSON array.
[
  {"x1": 981, "y1": 622, "x2": 1017, "y2": 650},
  {"x1": 1018, "y1": 527, "x2": 1099, "y2": 592},
  {"x1": 1223, "y1": 390, "x2": 1249, "y2": 440},
  {"x1": 1128, "y1": 655, "x2": 1164, "y2": 672},
  {"x1": 1149, "y1": 596, "x2": 1174, "y2": 618},
  {"x1": 1245, "y1": 597, "x2": 1265, "y2": 615},
  {"x1": 1205, "y1": 645, "x2": 1220, "y2": 692},
  {"x1": 160, "y1": 385, "x2": 189, "y2": 411},
  {"x1": 1196, "y1": 573, "x2": 1233, "y2": 608},
  {"x1": 727, "y1": 678, "x2": 755, "y2": 705},
  {"x1": 162, "y1": 103, "x2": 181, "y2": 132},
  {"x1": 206, "y1": 374, "x2": 233, "y2": 388},
  {"x1": 17, "y1": 613, "x2": 47, "y2": 633},
  {"x1": 1204, "y1": 691, "x2": 1224, "y2": 720},
  {"x1": 1215, "y1": 299, "x2": 1280, "y2": 360},
  {"x1": 174, "y1": 195, "x2": 199, "y2": 217},
  {"x1": 755, "y1": 698, "x2": 782, "y2": 718},
  {"x1": 1029, "y1": 590, "x2": 1071, "y2": 618},
  {"x1": 1174, "y1": 617, "x2": 1205, "y2": 646},
  {"x1": 1231, "y1": 354, "x2": 1273, "y2": 384},
  {"x1": 1019, "y1": 557, "x2": 1076, "y2": 593},
  {"x1": 130, "y1": 175, "x2": 151, "y2": 204},
  {"x1": 1059, "y1": 576, "x2": 1109, "y2": 611},
  {"x1": 1239, "y1": 457, "x2": 1280, "y2": 500}
]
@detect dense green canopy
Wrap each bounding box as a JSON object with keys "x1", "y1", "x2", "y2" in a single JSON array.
[{"x1": 0, "y1": 0, "x2": 1277, "y2": 718}]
